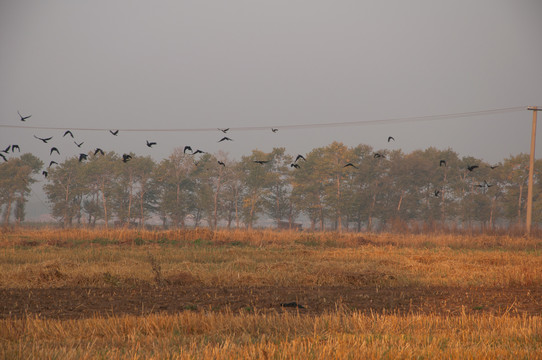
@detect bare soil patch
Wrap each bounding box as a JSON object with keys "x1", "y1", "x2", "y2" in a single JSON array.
[{"x1": 1, "y1": 284, "x2": 540, "y2": 319}]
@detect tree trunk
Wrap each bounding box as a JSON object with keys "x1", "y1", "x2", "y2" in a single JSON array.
[
  {"x1": 336, "y1": 174, "x2": 342, "y2": 232},
  {"x1": 101, "y1": 180, "x2": 108, "y2": 230},
  {"x1": 63, "y1": 177, "x2": 71, "y2": 227},
  {"x1": 213, "y1": 173, "x2": 222, "y2": 230},
  {"x1": 127, "y1": 173, "x2": 133, "y2": 224},
  {"x1": 367, "y1": 193, "x2": 377, "y2": 232},
  {"x1": 517, "y1": 184, "x2": 523, "y2": 225},
  {"x1": 397, "y1": 190, "x2": 404, "y2": 212},
  {"x1": 3, "y1": 195, "x2": 14, "y2": 225},
  {"x1": 276, "y1": 184, "x2": 281, "y2": 229}
]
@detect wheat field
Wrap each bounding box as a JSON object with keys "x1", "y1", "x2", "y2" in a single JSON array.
[{"x1": 1, "y1": 228, "x2": 541, "y2": 359}]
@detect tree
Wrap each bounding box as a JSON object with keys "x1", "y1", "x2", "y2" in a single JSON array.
[
  {"x1": 84, "y1": 151, "x2": 119, "y2": 229},
  {"x1": 239, "y1": 150, "x2": 273, "y2": 229},
  {"x1": 154, "y1": 148, "x2": 194, "y2": 228},
  {"x1": 0, "y1": 154, "x2": 42, "y2": 225},
  {"x1": 291, "y1": 147, "x2": 329, "y2": 230},
  {"x1": 44, "y1": 157, "x2": 85, "y2": 227},
  {"x1": 262, "y1": 148, "x2": 293, "y2": 228}
]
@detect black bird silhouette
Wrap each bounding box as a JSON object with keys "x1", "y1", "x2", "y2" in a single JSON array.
[
  {"x1": 295, "y1": 155, "x2": 306, "y2": 162},
  {"x1": 218, "y1": 160, "x2": 225, "y2": 167},
  {"x1": 49, "y1": 161, "x2": 58, "y2": 167},
  {"x1": 110, "y1": 130, "x2": 119, "y2": 136},
  {"x1": 122, "y1": 154, "x2": 132, "y2": 163},
  {"x1": 1, "y1": 145, "x2": 10, "y2": 153},
  {"x1": 290, "y1": 163, "x2": 300, "y2": 169},
  {"x1": 218, "y1": 137, "x2": 233, "y2": 142},
  {"x1": 50, "y1": 147, "x2": 60, "y2": 155},
  {"x1": 63, "y1": 130, "x2": 74, "y2": 138},
  {"x1": 280, "y1": 302, "x2": 305, "y2": 309},
  {"x1": 74, "y1": 141, "x2": 84, "y2": 148},
  {"x1": 78, "y1": 153, "x2": 88, "y2": 162},
  {"x1": 11, "y1": 145, "x2": 20, "y2": 152},
  {"x1": 42, "y1": 171, "x2": 48, "y2": 178},
  {"x1": 94, "y1": 148, "x2": 104, "y2": 156},
  {"x1": 0, "y1": 153, "x2": 7, "y2": 162},
  {"x1": 34, "y1": 135, "x2": 53, "y2": 143},
  {"x1": 184, "y1": 146, "x2": 193, "y2": 154},
  {"x1": 490, "y1": 165, "x2": 499, "y2": 169},
  {"x1": 271, "y1": 128, "x2": 278, "y2": 133},
  {"x1": 254, "y1": 160, "x2": 269, "y2": 165},
  {"x1": 192, "y1": 149, "x2": 205, "y2": 155},
  {"x1": 18, "y1": 111, "x2": 31, "y2": 121},
  {"x1": 439, "y1": 160, "x2": 447, "y2": 167},
  {"x1": 467, "y1": 165, "x2": 479, "y2": 172},
  {"x1": 146, "y1": 140, "x2": 157, "y2": 148},
  {"x1": 218, "y1": 128, "x2": 229, "y2": 133},
  {"x1": 434, "y1": 190, "x2": 440, "y2": 197},
  {"x1": 374, "y1": 153, "x2": 385, "y2": 159},
  {"x1": 388, "y1": 136, "x2": 395, "y2": 142},
  {"x1": 343, "y1": 163, "x2": 358, "y2": 169}
]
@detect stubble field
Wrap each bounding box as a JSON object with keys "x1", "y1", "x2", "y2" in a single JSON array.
[{"x1": 0, "y1": 228, "x2": 541, "y2": 359}]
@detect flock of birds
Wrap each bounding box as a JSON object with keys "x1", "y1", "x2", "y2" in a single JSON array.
[{"x1": 2, "y1": 111, "x2": 499, "y2": 195}]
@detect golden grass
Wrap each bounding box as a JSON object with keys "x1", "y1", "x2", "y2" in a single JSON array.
[
  {"x1": 1, "y1": 229, "x2": 541, "y2": 289},
  {"x1": 1, "y1": 311, "x2": 541, "y2": 359},
  {"x1": 1, "y1": 228, "x2": 541, "y2": 358}
]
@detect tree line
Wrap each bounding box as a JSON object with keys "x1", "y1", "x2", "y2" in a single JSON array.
[{"x1": 1, "y1": 142, "x2": 540, "y2": 231}]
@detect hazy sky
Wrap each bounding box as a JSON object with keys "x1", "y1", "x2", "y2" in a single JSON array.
[{"x1": 1, "y1": 1, "x2": 542, "y2": 216}]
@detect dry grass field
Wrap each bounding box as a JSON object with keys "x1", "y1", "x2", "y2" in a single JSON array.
[{"x1": 1, "y1": 228, "x2": 541, "y2": 359}]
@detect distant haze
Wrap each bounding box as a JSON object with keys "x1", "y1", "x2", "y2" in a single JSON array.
[{"x1": 1, "y1": 1, "x2": 541, "y2": 218}]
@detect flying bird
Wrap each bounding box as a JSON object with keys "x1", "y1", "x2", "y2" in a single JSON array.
[
  {"x1": 218, "y1": 128, "x2": 230, "y2": 133},
  {"x1": 11, "y1": 145, "x2": 20, "y2": 152},
  {"x1": 146, "y1": 140, "x2": 157, "y2": 148},
  {"x1": 467, "y1": 165, "x2": 479, "y2": 172},
  {"x1": 50, "y1": 147, "x2": 60, "y2": 155},
  {"x1": 122, "y1": 154, "x2": 132, "y2": 163},
  {"x1": 387, "y1": 136, "x2": 395, "y2": 142},
  {"x1": 374, "y1": 153, "x2": 385, "y2": 159},
  {"x1": 109, "y1": 130, "x2": 119, "y2": 136},
  {"x1": 34, "y1": 135, "x2": 53, "y2": 143},
  {"x1": 218, "y1": 161, "x2": 225, "y2": 167},
  {"x1": 18, "y1": 111, "x2": 31, "y2": 121},
  {"x1": 94, "y1": 148, "x2": 104, "y2": 156},
  {"x1": 184, "y1": 146, "x2": 193, "y2": 154},
  {"x1": 0, "y1": 153, "x2": 7, "y2": 162},
  {"x1": 434, "y1": 190, "x2": 440, "y2": 197},
  {"x1": 271, "y1": 128, "x2": 278, "y2": 133},
  {"x1": 74, "y1": 141, "x2": 84, "y2": 148},
  {"x1": 42, "y1": 171, "x2": 48, "y2": 178},
  {"x1": 63, "y1": 130, "x2": 74, "y2": 138},
  {"x1": 439, "y1": 160, "x2": 447, "y2": 167},
  {"x1": 192, "y1": 149, "x2": 205, "y2": 155},
  {"x1": 218, "y1": 137, "x2": 233, "y2": 142},
  {"x1": 290, "y1": 163, "x2": 300, "y2": 169},
  {"x1": 78, "y1": 153, "x2": 88, "y2": 162},
  {"x1": 343, "y1": 163, "x2": 358, "y2": 169},
  {"x1": 254, "y1": 160, "x2": 269, "y2": 165},
  {"x1": 1, "y1": 145, "x2": 10, "y2": 153},
  {"x1": 295, "y1": 155, "x2": 306, "y2": 162},
  {"x1": 49, "y1": 161, "x2": 58, "y2": 167}
]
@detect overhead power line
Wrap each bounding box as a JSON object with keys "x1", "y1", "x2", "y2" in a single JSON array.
[{"x1": 0, "y1": 106, "x2": 527, "y2": 132}]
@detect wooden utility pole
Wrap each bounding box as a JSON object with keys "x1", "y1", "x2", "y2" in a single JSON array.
[{"x1": 526, "y1": 106, "x2": 540, "y2": 235}]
